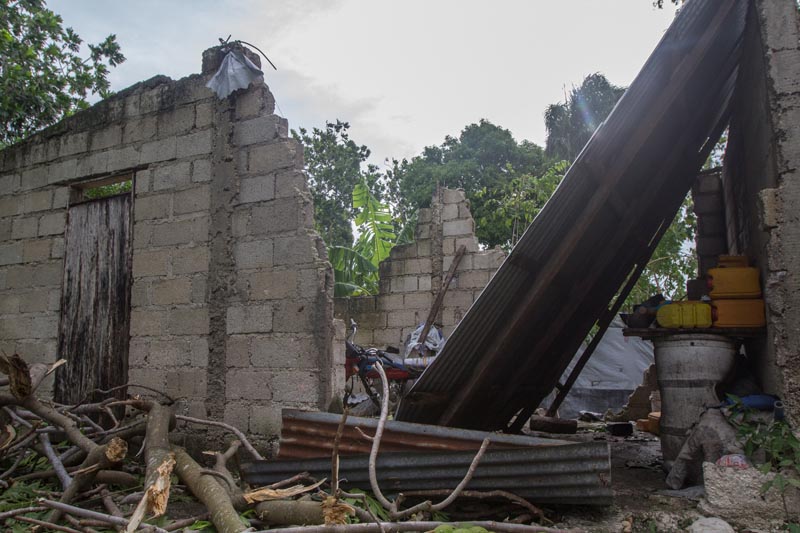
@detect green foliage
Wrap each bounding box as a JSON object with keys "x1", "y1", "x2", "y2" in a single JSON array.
[
  {"x1": 353, "y1": 181, "x2": 396, "y2": 267},
  {"x1": 0, "y1": 0, "x2": 125, "y2": 146},
  {"x1": 329, "y1": 245, "x2": 379, "y2": 297},
  {"x1": 83, "y1": 179, "x2": 132, "y2": 200},
  {"x1": 293, "y1": 120, "x2": 385, "y2": 247},
  {"x1": 386, "y1": 120, "x2": 547, "y2": 248},
  {"x1": 343, "y1": 488, "x2": 392, "y2": 522},
  {"x1": 544, "y1": 73, "x2": 626, "y2": 162},
  {"x1": 727, "y1": 395, "x2": 800, "y2": 517},
  {"x1": 626, "y1": 194, "x2": 697, "y2": 305}
]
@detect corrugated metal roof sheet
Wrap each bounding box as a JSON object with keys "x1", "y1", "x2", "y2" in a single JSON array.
[
  {"x1": 397, "y1": 0, "x2": 748, "y2": 430},
  {"x1": 244, "y1": 441, "x2": 612, "y2": 506},
  {"x1": 278, "y1": 409, "x2": 569, "y2": 459}
]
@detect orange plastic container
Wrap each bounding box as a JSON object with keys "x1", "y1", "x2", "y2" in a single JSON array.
[
  {"x1": 707, "y1": 266, "x2": 761, "y2": 299},
  {"x1": 711, "y1": 299, "x2": 766, "y2": 328},
  {"x1": 656, "y1": 302, "x2": 713, "y2": 328}
]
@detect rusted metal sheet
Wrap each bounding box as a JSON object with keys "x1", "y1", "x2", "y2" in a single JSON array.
[
  {"x1": 246, "y1": 441, "x2": 613, "y2": 506},
  {"x1": 397, "y1": 0, "x2": 748, "y2": 431},
  {"x1": 55, "y1": 194, "x2": 133, "y2": 405},
  {"x1": 278, "y1": 409, "x2": 568, "y2": 459}
]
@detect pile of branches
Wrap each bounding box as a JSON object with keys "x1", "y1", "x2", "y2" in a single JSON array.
[{"x1": 0, "y1": 354, "x2": 574, "y2": 533}]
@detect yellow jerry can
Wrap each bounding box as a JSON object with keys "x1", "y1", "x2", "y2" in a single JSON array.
[
  {"x1": 711, "y1": 299, "x2": 766, "y2": 328},
  {"x1": 656, "y1": 301, "x2": 713, "y2": 329},
  {"x1": 707, "y1": 266, "x2": 761, "y2": 299}
]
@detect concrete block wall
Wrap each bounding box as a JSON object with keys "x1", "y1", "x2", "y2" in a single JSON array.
[
  {"x1": 335, "y1": 188, "x2": 505, "y2": 348},
  {"x1": 692, "y1": 170, "x2": 728, "y2": 275},
  {"x1": 0, "y1": 46, "x2": 340, "y2": 448},
  {"x1": 721, "y1": 0, "x2": 800, "y2": 421}
]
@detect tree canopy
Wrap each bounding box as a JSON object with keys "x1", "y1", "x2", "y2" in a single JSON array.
[
  {"x1": 0, "y1": 0, "x2": 125, "y2": 146},
  {"x1": 544, "y1": 73, "x2": 626, "y2": 162},
  {"x1": 292, "y1": 120, "x2": 384, "y2": 247}
]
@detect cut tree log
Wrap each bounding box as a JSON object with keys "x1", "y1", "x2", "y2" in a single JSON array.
[{"x1": 255, "y1": 500, "x2": 325, "y2": 526}]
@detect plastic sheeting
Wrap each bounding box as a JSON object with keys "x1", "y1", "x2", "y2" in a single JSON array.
[
  {"x1": 206, "y1": 50, "x2": 263, "y2": 99},
  {"x1": 553, "y1": 318, "x2": 654, "y2": 419}
]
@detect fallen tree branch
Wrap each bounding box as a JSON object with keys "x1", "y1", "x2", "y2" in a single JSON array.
[
  {"x1": 172, "y1": 446, "x2": 248, "y2": 533},
  {"x1": 399, "y1": 489, "x2": 544, "y2": 520},
  {"x1": 39, "y1": 432, "x2": 73, "y2": 490},
  {"x1": 175, "y1": 414, "x2": 263, "y2": 461},
  {"x1": 12, "y1": 514, "x2": 83, "y2": 533},
  {"x1": 249, "y1": 521, "x2": 579, "y2": 533},
  {"x1": 39, "y1": 499, "x2": 169, "y2": 533}
]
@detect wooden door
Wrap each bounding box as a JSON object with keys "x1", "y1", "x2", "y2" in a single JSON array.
[{"x1": 55, "y1": 194, "x2": 133, "y2": 405}]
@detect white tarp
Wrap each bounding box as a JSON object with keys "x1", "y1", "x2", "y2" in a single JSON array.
[
  {"x1": 206, "y1": 50, "x2": 263, "y2": 99},
  {"x1": 552, "y1": 317, "x2": 654, "y2": 418}
]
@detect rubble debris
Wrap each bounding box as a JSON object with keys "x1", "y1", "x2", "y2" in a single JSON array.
[{"x1": 686, "y1": 516, "x2": 735, "y2": 533}]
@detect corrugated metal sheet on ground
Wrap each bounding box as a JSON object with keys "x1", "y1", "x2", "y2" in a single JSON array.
[
  {"x1": 278, "y1": 409, "x2": 569, "y2": 459},
  {"x1": 396, "y1": 0, "x2": 748, "y2": 431},
  {"x1": 244, "y1": 441, "x2": 612, "y2": 506}
]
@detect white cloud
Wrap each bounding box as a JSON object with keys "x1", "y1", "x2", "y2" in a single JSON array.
[{"x1": 50, "y1": 0, "x2": 676, "y2": 165}]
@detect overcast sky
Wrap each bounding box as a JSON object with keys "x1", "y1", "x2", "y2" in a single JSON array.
[{"x1": 49, "y1": 1, "x2": 677, "y2": 168}]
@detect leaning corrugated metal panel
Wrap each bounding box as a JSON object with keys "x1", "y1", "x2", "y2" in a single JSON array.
[
  {"x1": 396, "y1": 0, "x2": 748, "y2": 431},
  {"x1": 243, "y1": 441, "x2": 612, "y2": 506}
]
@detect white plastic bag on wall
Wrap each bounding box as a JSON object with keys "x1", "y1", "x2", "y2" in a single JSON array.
[{"x1": 206, "y1": 50, "x2": 263, "y2": 99}]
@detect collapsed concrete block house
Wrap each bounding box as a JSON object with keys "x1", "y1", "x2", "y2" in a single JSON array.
[
  {"x1": 2, "y1": 0, "x2": 800, "y2": 466},
  {"x1": 0, "y1": 47, "x2": 342, "y2": 448}
]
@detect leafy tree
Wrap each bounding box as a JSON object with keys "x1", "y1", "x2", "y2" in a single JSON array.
[
  {"x1": 386, "y1": 120, "x2": 548, "y2": 248},
  {"x1": 0, "y1": 0, "x2": 125, "y2": 146},
  {"x1": 544, "y1": 73, "x2": 625, "y2": 162},
  {"x1": 292, "y1": 120, "x2": 383, "y2": 246}
]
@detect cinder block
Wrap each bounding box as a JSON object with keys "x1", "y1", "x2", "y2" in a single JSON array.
[
  {"x1": 273, "y1": 235, "x2": 318, "y2": 266},
  {"x1": 274, "y1": 170, "x2": 309, "y2": 198},
  {"x1": 38, "y1": 212, "x2": 66, "y2": 236},
  {"x1": 191, "y1": 274, "x2": 207, "y2": 303},
  {"x1": 456, "y1": 271, "x2": 489, "y2": 289},
  {"x1": 227, "y1": 304, "x2": 273, "y2": 334},
  {"x1": 0, "y1": 292, "x2": 20, "y2": 314},
  {"x1": 391, "y1": 276, "x2": 418, "y2": 293},
  {"x1": 405, "y1": 258, "x2": 432, "y2": 274},
  {"x1": 46, "y1": 158, "x2": 78, "y2": 185},
  {"x1": 140, "y1": 137, "x2": 177, "y2": 164},
  {"x1": 151, "y1": 277, "x2": 193, "y2": 305},
  {"x1": 132, "y1": 248, "x2": 171, "y2": 277},
  {"x1": 226, "y1": 370, "x2": 272, "y2": 400},
  {"x1": 223, "y1": 402, "x2": 250, "y2": 430},
  {"x1": 693, "y1": 193, "x2": 723, "y2": 215},
  {"x1": 455, "y1": 237, "x2": 479, "y2": 253},
  {"x1": 373, "y1": 328, "x2": 402, "y2": 347},
  {"x1": 271, "y1": 370, "x2": 320, "y2": 404},
  {"x1": 106, "y1": 146, "x2": 140, "y2": 173},
  {"x1": 248, "y1": 197, "x2": 308, "y2": 235},
  {"x1": 50, "y1": 237, "x2": 64, "y2": 259},
  {"x1": 19, "y1": 288, "x2": 49, "y2": 313},
  {"x1": 416, "y1": 239, "x2": 432, "y2": 257},
  {"x1": 234, "y1": 239, "x2": 273, "y2": 270},
  {"x1": 693, "y1": 174, "x2": 722, "y2": 194},
  {"x1": 135, "y1": 169, "x2": 151, "y2": 194},
  {"x1": 387, "y1": 310, "x2": 420, "y2": 328},
  {"x1": 247, "y1": 140, "x2": 301, "y2": 175},
  {"x1": 0, "y1": 196, "x2": 21, "y2": 217},
  {"x1": 418, "y1": 275, "x2": 432, "y2": 291},
  {"x1": 128, "y1": 367, "x2": 167, "y2": 392},
  {"x1": 442, "y1": 290, "x2": 475, "y2": 309},
  {"x1": 473, "y1": 251, "x2": 504, "y2": 270},
  {"x1": 442, "y1": 203, "x2": 459, "y2": 220},
  {"x1": 20, "y1": 166, "x2": 48, "y2": 190},
  {"x1": 172, "y1": 246, "x2": 210, "y2": 274},
  {"x1": 12, "y1": 217, "x2": 38, "y2": 239},
  {"x1": 123, "y1": 116, "x2": 157, "y2": 144},
  {"x1": 158, "y1": 106, "x2": 195, "y2": 137},
  {"x1": 90, "y1": 125, "x2": 122, "y2": 151},
  {"x1": 152, "y1": 161, "x2": 191, "y2": 191},
  {"x1": 148, "y1": 339, "x2": 186, "y2": 367},
  {"x1": 52, "y1": 187, "x2": 69, "y2": 209},
  {"x1": 195, "y1": 102, "x2": 213, "y2": 128},
  {"x1": 131, "y1": 280, "x2": 149, "y2": 306},
  {"x1": 404, "y1": 292, "x2": 433, "y2": 309},
  {"x1": 272, "y1": 300, "x2": 315, "y2": 333},
  {"x1": 235, "y1": 87, "x2": 275, "y2": 119},
  {"x1": 0, "y1": 243, "x2": 22, "y2": 266},
  {"x1": 243, "y1": 269, "x2": 297, "y2": 300},
  {"x1": 134, "y1": 193, "x2": 171, "y2": 221},
  {"x1": 191, "y1": 159, "x2": 212, "y2": 183},
  {"x1": 60, "y1": 132, "x2": 89, "y2": 157},
  {"x1": 150, "y1": 216, "x2": 209, "y2": 246},
  {"x1": 128, "y1": 338, "x2": 149, "y2": 367},
  {"x1": 249, "y1": 406, "x2": 281, "y2": 435},
  {"x1": 130, "y1": 309, "x2": 167, "y2": 336},
  {"x1": 20, "y1": 239, "x2": 50, "y2": 264},
  {"x1": 76, "y1": 151, "x2": 109, "y2": 176},
  {"x1": 239, "y1": 175, "x2": 275, "y2": 204},
  {"x1": 234, "y1": 115, "x2": 287, "y2": 146},
  {"x1": 381, "y1": 294, "x2": 406, "y2": 310},
  {"x1": 0, "y1": 218, "x2": 10, "y2": 241},
  {"x1": 443, "y1": 219, "x2": 473, "y2": 237},
  {"x1": 0, "y1": 173, "x2": 20, "y2": 194},
  {"x1": 176, "y1": 130, "x2": 212, "y2": 159},
  {"x1": 697, "y1": 214, "x2": 726, "y2": 236},
  {"x1": 23, "y1": 190, "x2": 52, "y2": 212},
  {"x1": 167, "y1": 307, "x2": 209, "y2": 335},
  {"x1": 226, "y1": 335, "x2": 251, "y2": 367},
  {"x1": 442, "y1": 188, "x2": 466, "y2": 204},
  {"x1": 166, "y1": 369, "x2": 207, "y2": 399},
  {"x1": 250, "y1": 335, "x2": 320, "y2": 368},
  {"x1": 174, "y1": 186, "x2": 210, "y2": 215}
]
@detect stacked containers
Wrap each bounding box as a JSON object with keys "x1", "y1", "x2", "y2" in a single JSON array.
[{"x1": 707, "y1": 256, "x2": 766, "y2": 327}]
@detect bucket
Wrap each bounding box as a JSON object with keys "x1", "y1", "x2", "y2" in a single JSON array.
[{"x1": 653, "y1": 334, "x2": 736, "y2": 469}]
